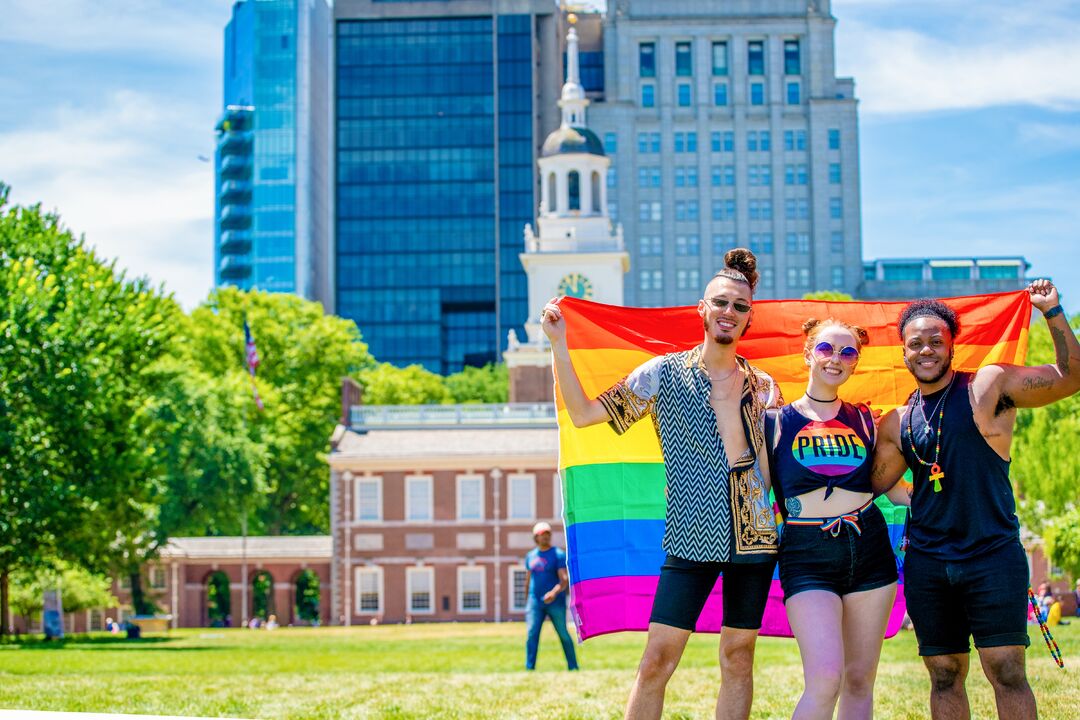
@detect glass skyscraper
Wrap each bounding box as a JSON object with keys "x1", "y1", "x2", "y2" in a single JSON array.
[
  {"x1": 215, "y1": 0, "x2": 331, "y2": 306},
  {"x1": 334, "y1": 1, "x2": 558, "y2": 374}
]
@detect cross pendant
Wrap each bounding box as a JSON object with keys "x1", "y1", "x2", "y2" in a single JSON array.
[{"x1": 929, "y1": 462, "x2": 945, "y2": 493}]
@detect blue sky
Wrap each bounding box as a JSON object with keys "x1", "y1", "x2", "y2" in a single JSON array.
[{"x1": 1, "y1": 0, "x2": 1078, "y2": 313}]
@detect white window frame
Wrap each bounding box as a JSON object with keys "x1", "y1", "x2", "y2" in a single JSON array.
[
  {"x1": 353, "y1": 475, "x2": 383, "y2": 523},
  {"x1": 405, "y1": 474, "x2": 433, "y2": 523},
  {"x1": 354, "y1": 566, "x2": 384, "y2": 615},
  {"x1": 406, "y1": 566, "x2": 435, "y2": 615},
  {"x1": 149, "y1": 566, "x2": 167, "y2": 589},
  {"x1": 456, "y1": 473, "x2": 485, "y2": 522},
  {"x1": 457, "y1": 566, "x2": 486, "y2": 614},
  {"x1": 507, "y1": 473, "x2": 536, "y2": 521},
  {"x1": 509, "y1": 566, "x2": 529, "y2": 613}
]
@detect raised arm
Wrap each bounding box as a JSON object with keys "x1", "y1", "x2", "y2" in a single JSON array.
[
  {"x1": 542, "y1": 299, "x2": 614, "y2": 428},
  {"x1": 870, "y1": 409, "x2": 911, "y2": 502},
  {"x1": 988, "y1": 281, "x2": 1080, "y2": 409}
]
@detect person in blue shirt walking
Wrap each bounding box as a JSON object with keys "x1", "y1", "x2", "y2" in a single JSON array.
[{"x1": 524, "y1": 521, "x2": 579, "y2": 671}]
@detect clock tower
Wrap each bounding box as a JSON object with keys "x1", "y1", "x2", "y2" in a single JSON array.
[{"x1": 505, "y1": 13, "x2": 629, "y2": 402}]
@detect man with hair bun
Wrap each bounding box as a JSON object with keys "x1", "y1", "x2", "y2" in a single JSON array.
[
  {"x1": 871, "y1": 280, "x2": 1080, "y2": 720},
  {"x1": 542, "y1": 248, "x2": 782, "y2": 720}
]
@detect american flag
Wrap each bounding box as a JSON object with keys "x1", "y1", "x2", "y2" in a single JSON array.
[{"x1": 243, "y1": 319, "x2": 264, "y2": 410}]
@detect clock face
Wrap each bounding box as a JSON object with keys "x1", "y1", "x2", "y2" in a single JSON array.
[{"x1": 557, "y1": 272, "x2": 594, "y2": 299}]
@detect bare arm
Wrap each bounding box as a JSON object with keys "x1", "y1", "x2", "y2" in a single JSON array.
[
  {"x1": 992, "y1": 280, "x2": 1080, "y2": 409},
  {"x1": 542, "y1": 299, "x2": 612, "y2": 428},
  {"x1": 870, "y1": 409, "x2": 911, "y2": 499},
  {"x1": 543, "y1": 567, "x2": 571, "y2": 604}
]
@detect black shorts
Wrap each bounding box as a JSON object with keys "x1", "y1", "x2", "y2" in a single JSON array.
[
  {"x1": 905, "y1": 540, "x2": 1031, "y2": 656},
  {"x1": 778, "y1": 502, "x2": 898, "y2": 601},
  {"x1": 649, "y1": 554, "x2": 776, "y2": 631}
]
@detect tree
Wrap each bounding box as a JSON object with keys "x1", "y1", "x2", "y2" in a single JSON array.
[
  {"x1": 1011, "y1": 314, "x2": 1080, "y2": 530},
  {"x1": 9, "y1": 561, "x2": 118, "y2": 634},
  {"x1": 358, "y1": 363, "x2": 451, "y2": 405},
  {"x1": 0, "y1": 186, "x2": 176, "y2": 634},
  {"x1": 445, "y1": 363, "x2": 508, "y2": 404},
  {"x1": 1044, "y1": 507, "x2": 1080, "y2": 578},
  {"x1": 802, "y1": 290, "x2": 854, "y2": 302}
]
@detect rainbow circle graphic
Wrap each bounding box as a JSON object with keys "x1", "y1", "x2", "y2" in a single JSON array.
[{"x1": 790, "y1": 418, "x2": 867, "y2": 476}]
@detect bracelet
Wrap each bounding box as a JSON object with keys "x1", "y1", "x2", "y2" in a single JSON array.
[{"x1": 1044, "y1": 304, "x2": 1064, "y2": 320}]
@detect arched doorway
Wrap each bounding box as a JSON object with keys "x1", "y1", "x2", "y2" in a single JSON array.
[
  {"x1": 206, "y1": 571, "x2": 231, "y2": 627},
  {"x1": 251, "y1": 570, "x2": 274, "y2": 621},
  {"x1": 294, "y1": 569, "x2": 320, "y2": 626}
]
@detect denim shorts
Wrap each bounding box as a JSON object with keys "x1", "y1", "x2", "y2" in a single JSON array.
[
  {"x1": 904, "y1": 540, "x2": 1030, "y2": 656},
  {"x1": 778, "y1": 501, "x2": 898, "y2": 601},
  {"x1": 649, "y1": 554, "x2": 776, "y2": 631}
]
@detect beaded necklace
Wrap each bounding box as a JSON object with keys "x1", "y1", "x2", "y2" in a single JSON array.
[{"x1": 905, "y1": 372, "x2": 956, "y2": 493}]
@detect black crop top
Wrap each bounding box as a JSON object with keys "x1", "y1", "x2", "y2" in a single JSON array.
[{"x1": 768, "y1": 401, "x2": 875, "y2": 514}]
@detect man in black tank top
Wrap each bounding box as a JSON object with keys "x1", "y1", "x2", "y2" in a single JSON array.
[{"x1": 870, "y1": 279, "x2": 1080, "y2": 720}]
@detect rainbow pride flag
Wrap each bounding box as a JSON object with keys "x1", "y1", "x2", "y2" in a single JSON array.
[{"x1": 557, "y1": 291, "x2": 1032, "y2": 640}]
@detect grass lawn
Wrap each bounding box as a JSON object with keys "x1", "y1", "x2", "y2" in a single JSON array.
[{"x1": 0, "y1": 622, "x2": 1076, "y2": 719}]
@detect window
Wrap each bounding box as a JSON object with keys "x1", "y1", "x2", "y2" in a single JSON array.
[
  {"x1": 674, "y1": 132, "x2": 697, "y2": 152},
  {"x1": 830, "y1": 197, "x2": 843, "y2": 219},
  {"x1": 355, "y1": 566, "x2": 383, "y2": 614},
  {"x1": 406, "y1": 566, "x2": 434, "y2": 614},
  {"x1": 509, "y1": 567, "x2": 529, "y2": 612},
  {"x1": 749, "y1": 199, "x2": 772, "y2": 220},
  {"x1": 785, "y1": 198, "x2": 810, "y2": 220},
  {"x1": 604, "y1": 132, "x2": 617, "y2": 154},
  {"x1": 607, "y1": 170, "x2": 616, "y2": 188},
  {"x1": 749, "y1": 233, "x2": 773, "y2": 254},
  {"x1": 674, "y1": 166, "x2": 697, "y2": 187},
  {"x1": 979, "y1": 264, "x2": 1022, "y2": 280},
  {"x1": 786, "y1": 82, "x2": 800, "y2": 105},
  {"x1": 784, "y1": 39, "x2": 801, "y2": 75},
  {"x1": 638, "y1": 132, "x2": 661, "y2": 153},
  {"x1": 638, "y1": 201, "x2": 662, "y2": 221},
  {"x1": 651, "y1": 270, "x2": 663, "y2": 290},
  {"x1": 568, "y1": 170, "x2": 580, "y2": 211},
  {"x1": 457, "y1": 474, "x2": 483, "y2": 521},
  {"x1": 761, "y1": 267, "x2": 775, "y2": 288},
  {"x1": 747, "y1": 131, "x2": 771, "y2": 152},
  {"x1": 750, "y1": 82, "x2": 765, "y2": 106},
  {"x1": 638, "y1": 167, "x2": 661, "y2": 188},
  {"x1": 677, "y1": 83, "x2": 692, "y2": 106},
  {"x1": 785, "y1": 164, "x2": 808, "y2": 185},
  {"x1": 832, "y1": 266, "x2": 845, "y2": 289},
  {"x1": 787, "y1": 267, "x2": 811, "y2": 289},
  {"x1": 674, "y1": 200, "x2": 698, "y2": 221},
  {"x1": 829, "y1": 163, "x2": 842, "y2": 184},
  {"x1": 676, "y1": 268, "x2": 701, "y2": 290},
  {"x1": 507, "y1": 473, "x2": 535, "y2": 520},
  {"x1": 639, "y1": 270, "x2": 664, "y2": 292},
  {"x1": 675, "y1": 235, "x2": 700, "y2": 256},
  {"x1": 786, "y1": 233, "x2": 810, "y2": 254},
  {"x1": 405, "y1": 475, "x2": 433, "y2": 522},
  {"x1": 354, "y1": 476, "x2": 382, "y2": 522},
  {"x1": 458, "y1": 566, "x2": 485, "y2": 613},
  {"x1": 829, "y1": 128, "x2": 841, "y2": 150},
  {"x1": 831, "y1": 231, "x2": 844, "y2": 253},
  {"x1": 712, "y1": 199, "x2": 736, "y2": 221},
  {"x1": 711, "y1": 131, "x2": 734, "y2": 152},
  {"x1": 639, "y1": 42, "x2": 656, "y2": 77},
  {"x1": 712, "y1": 233, "x2": 736, "y2": 254},
  {"x1": 784, "y1": 129, "x2": 807, "y2": 151},
  {"x1": 641, "y1": 83, "x2": 655, "y2": 107},
  {"x1": 675, "y1": 41, "x2": 692, "y2": 76},
  {"x1": 883, "y1": 263, "x2": 923, "y2": 281},
  {"x1": 150, "y1": 567, "x2": 167, "y2": 589},
  {"x1": 713, "y1": 82, "x2": 728, "y2": 106},
  {"x1": 608, "y1": 201, "x2": 618, "y2": 219},
  {"x1": 748, "y1": 40, "x2": 765, "y2": 75},
  {"x1": 639, "y1": 235, "x2": 662, "y2": 256},
  {"x1": 711, "y1": 41, "x2": 728, "y2": 75},
  {"x1": 748, "y1": 164, "x2": 771, "y2": 186}
]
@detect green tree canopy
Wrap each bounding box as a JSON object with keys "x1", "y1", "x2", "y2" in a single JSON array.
[
  {"x1": 358, "y1": 363, "x2": 451, "y2": 405},
  {"x1": 9, "y1": 561, "x2": 118, "y2": 630},
  {"x1": 444, "y1": 363, "x2": 508, "y2": 404},
  {"x1": 802, "y1": 290, "x2": 855, "y2": 302}
]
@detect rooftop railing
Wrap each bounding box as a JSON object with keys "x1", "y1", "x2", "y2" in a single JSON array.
[{"x1": 350, "y1": 403, "x2": 557, "y2": 430}]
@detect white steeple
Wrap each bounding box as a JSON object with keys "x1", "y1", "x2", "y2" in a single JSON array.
[{"x1": 559, "y1": 21, "x2": 588, "y2": 128}]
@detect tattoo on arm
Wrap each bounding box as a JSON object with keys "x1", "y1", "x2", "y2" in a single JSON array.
[
  {"x1": 1051, "y1": 325, "x2": 1071, "y2": 376},
  {"x1": 1023, "y1": 376, "x2": 1053, "y2": 392}
]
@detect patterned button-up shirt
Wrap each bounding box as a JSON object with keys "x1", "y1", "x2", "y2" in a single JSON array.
[{"x1": 597, "y1": 345, "x2": 782, "y2": 563}]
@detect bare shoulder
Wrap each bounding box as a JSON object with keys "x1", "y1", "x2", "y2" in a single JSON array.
[
  {"x1": 972, "y1": 364, "x2": 1012, "y2": 412},
  {"x1": 878, "y1": 406, "x2": 903, "y2": 445}
]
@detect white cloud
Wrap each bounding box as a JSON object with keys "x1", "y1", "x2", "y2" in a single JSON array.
[
  {"x1": 835, "y1": 2, "x2": 1080, "y2": 114},
  {"x1": 0, "y1": 0, "x2": 227, "y2": 62},
  {"x1": 0, "y1": 90, "x2": 216, "y2": 308}
]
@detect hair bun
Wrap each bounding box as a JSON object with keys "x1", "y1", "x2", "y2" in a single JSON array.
[
  {"x1": 723, "y1": 248, "x2": 759, "y2": 290},
  {"x1": 802, "y1": 318, "x2": 822, "y2": 336}
]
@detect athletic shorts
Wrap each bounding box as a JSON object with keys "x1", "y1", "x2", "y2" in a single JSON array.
[
  {"x1": 778, "y1": 502, "x2": 898, "y2": 601},
  {"x1": 904, "y1": 540, "x2": 1031, "y2": 656},
  {"x1": 649, "y1": 554, "x2": 776, "y2": 631}
]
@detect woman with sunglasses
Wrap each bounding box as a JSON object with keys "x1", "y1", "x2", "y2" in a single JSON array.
[{"x1": 763, "y1": 318, "x2": 898, "y2": 720}]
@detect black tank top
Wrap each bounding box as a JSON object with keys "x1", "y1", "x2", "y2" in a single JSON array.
[
  {"x1": 771, "y1": 401, "x2": 874, "y2": 513},
  {"x1": 900, "y1": 371, "x2": 1020, "y2": 560}
]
